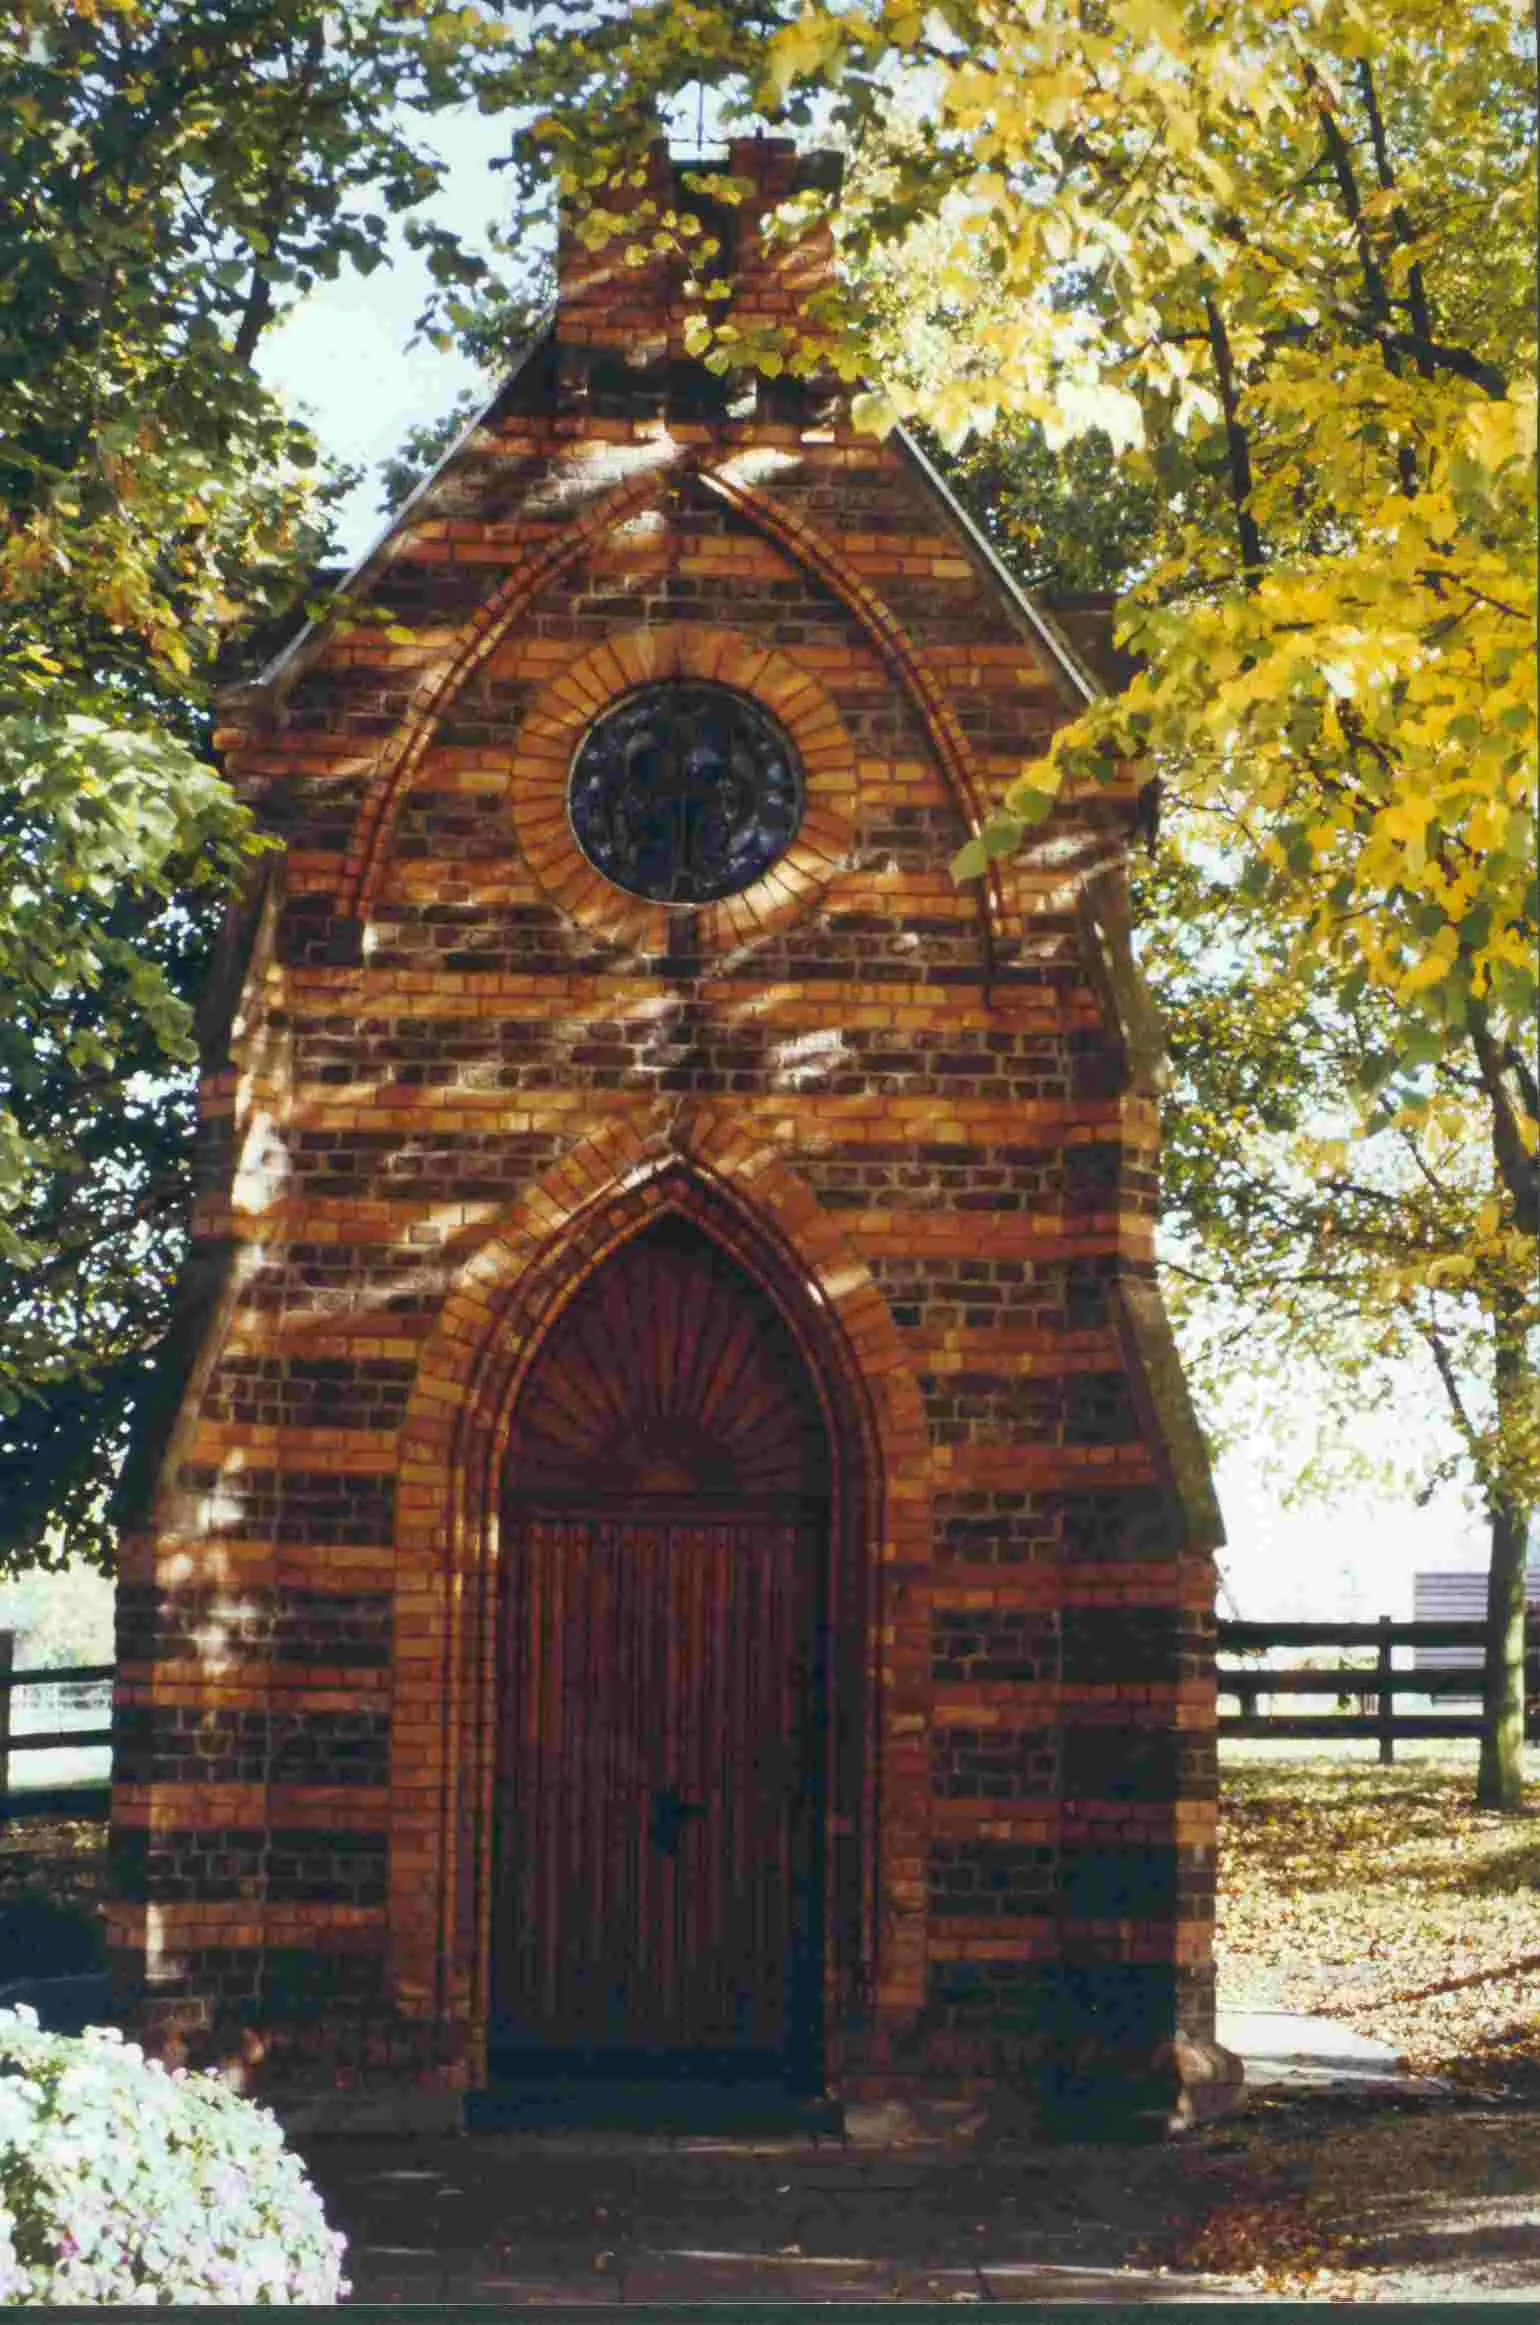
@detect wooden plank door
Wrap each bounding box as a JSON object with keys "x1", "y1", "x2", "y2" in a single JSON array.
[
  {"x1": 492, "y1": 1505, "x2": 824, "y2": 2081},
  {"x1": 491, "y1": 1215, "x2": 835, "y2": 2084}
]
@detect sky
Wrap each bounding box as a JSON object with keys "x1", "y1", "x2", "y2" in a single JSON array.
[
  {"x1": 255, "y1": 101, "x2": 520, "y2": 564},
  {"x1": 1211, "y1": 1444, "x2": 1486, "y2": 1622},
  {"x1": 249, "y1": 104, "x2": 1491, "y2": 1624}
]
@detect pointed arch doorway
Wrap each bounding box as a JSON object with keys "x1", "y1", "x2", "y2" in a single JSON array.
[{"x1": 491, "y1": 1212, "x2": 838, "y2": 2091}]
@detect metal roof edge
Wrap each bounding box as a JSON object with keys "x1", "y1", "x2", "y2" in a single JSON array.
[{"x1": 219, "y1": 313, "x2": 558, "y2": 712}]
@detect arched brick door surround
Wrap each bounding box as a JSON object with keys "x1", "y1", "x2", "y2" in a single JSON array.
[{"x1": 387, "y1": 1115, "x2": 931, "y2": 2086}]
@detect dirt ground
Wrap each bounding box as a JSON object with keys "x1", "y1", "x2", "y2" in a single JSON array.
[
  {"x1": 295, "y1": 2083, "x2": 1540, "y2": 2305},
  {"x1": 1153, "y1": 1745, "x2": 1540, "y2": 2298},
  {"x1": 1149, "y1": 2083, "x2": 1540, "y2": 2299}
]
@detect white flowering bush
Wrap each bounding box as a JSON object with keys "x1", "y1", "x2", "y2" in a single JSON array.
[{"x1": 0, "y1": 2006, "x2": 348, "y2": 2304}]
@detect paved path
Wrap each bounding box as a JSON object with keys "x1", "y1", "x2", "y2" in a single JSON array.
[
  {"x1": 310, "y1": 2133, "x2": 1249, "y2": 2305},
  {"x1": 302, "y1": 2010, "x2": 1426, "y2": 2305},
  {"x1": 1215, "y1": 2006, "x2": 1442, "y2": 2096}
]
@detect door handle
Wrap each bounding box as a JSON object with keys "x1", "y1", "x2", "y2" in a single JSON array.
[{"x1": 650, "y1": 1785, "x2": 706, "y2": 1856}]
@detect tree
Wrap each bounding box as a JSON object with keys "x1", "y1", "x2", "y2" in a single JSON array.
[
  {"x1": 1140, "y1": 852, "x2": 1537, "y2": 1801},
  {"x1": 0, "y1": 1556, "x2": 115, "y2": 1669},
  {"x1": 507, "y1": 0, "x2": 1537, "y2": 1801},
  {"x1": 5, "y1": 2, "x2": 1532, "y2": 1807},
  {"x1": 0, "y1": 0, "x2": 521, "y2": 1570},
  {"x1": 955, "y1": 421, "x2": 1536, "y2": 1799},
  {"x1": 0, "y1": 719, "x2": 258, "y2": 1568}
]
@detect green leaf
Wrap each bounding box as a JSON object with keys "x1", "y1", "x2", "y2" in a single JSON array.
[{"x1": 1005, "y1": 786, "x2": 1058, "y2": 827}]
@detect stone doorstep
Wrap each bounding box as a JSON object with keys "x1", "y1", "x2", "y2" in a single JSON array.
[
  {"x1": 281, "y1": 2086, "x2": 467, "y2": 2135},
  {"x1": 284, "y1": 2086, "x2": 1208, "y2": 2148},
  {"x1": 841, "y1": 2097, "x2": 989, "y2": 2148},
  {"x1": 258, "y1": 2003, "x2": 1413, "y2": 2150}
]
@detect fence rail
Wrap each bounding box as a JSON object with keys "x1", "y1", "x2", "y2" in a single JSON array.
[
  {"x1": 0, "y1": 1633, "x2": 114, "y2": 1822},
  {"x1": 1218, "y1": 1615, "x2": 1538, "y2": 1761},
  {"x1": 0, "y1": 1613, "x2": 1531, "y2": 1819}
]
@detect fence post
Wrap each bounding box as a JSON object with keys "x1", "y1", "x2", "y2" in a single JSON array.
[
  {"x1": 0, "y1": 1629, "x2": 11, "y2": 1804},
  {"x1": 1377, "y1": 1615, "x2": 1394, "y2": 1765}
]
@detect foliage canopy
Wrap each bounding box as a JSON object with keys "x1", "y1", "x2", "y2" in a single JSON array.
[
  {"x1": 508, "y1": 0, "x2": 1536, "y2": 1105},
  {"x1": 506, "y1": 0, "x2": 1538, "y2": 1801},
  {"x1": 0, "y1": 0, "x2": 520, "y2": 1566},
  {"x1": 1, "y1": 0, "x2": 1534, "y2": 1807}
]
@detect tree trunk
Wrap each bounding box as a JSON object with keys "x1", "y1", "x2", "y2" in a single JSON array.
[
  {"x1": 1476, "y1": 1283, "x2": 1532, "y2": 1811},
  {"x1": 1476, "y1": 1494, "x2": 1529, "y2": 1810},
  {"x1": 1472, "y1": 1082, "x2": 1535, "y2": 1814}
]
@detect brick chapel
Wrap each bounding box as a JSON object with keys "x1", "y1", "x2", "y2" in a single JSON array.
[{"x1": 108, "y1": 139, "x2": 1226, "y2": 2133}]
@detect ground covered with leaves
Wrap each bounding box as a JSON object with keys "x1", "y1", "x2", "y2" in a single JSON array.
[
  {"x1": 0, "y1": 1817, "x2": 108, "y2": 1990},
  {"x1": 1164, "y1": 2093, "x2": 1540, "y2": 2299},
  {"x1": 1160, "y1": 1747, "x2": 1540, "y2": 2298},
  {"x1": 0, "y1": 1817, "x2": 107, "y2": 1921},
  {"x1": 1217, "y1": 1747, "x2": 1540, "y2": 2087}
]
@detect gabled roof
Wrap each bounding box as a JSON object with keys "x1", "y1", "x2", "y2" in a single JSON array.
[
  {"x1": 221, "y1": 315, "x2": 1108, "y2": 720},
  {"x1": 217, "y1": 332, "x2": 552, "y2": 714}
]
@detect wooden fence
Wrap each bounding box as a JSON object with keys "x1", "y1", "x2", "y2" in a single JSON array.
[
  {"x1": 0, "y1": 1616, "x2": 1532, "y2": 1818},
  {"x1": 1218, "y1": 1616, "x2": 1539, "y2": 1762},
  {"x1": 0, "y1": 1633, "x2": 114, "y2": 1821}
]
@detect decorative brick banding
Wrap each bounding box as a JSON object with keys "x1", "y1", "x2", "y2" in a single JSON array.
[
  {"x1": 332, "y1": 459, "x2": 1009, "y2": 946},
  {"x1": 113, "y1": 137, "x2": 1220, "y2": 2124}
]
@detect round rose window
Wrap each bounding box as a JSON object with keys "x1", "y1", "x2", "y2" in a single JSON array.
[{"x1": 568, "y1": 681, "x2": 804, "y2": 904}]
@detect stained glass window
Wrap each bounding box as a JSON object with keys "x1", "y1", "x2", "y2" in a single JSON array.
[{"x1": 568, "y1": 682, "x2": 804, "y2": 905}]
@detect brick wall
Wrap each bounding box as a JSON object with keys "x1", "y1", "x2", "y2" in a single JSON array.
[{"x1": 109, "y1": 138, "x2": 1219, "y2": 2125}]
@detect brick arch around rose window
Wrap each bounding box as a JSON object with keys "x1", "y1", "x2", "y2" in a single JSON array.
[
  {"x1": 337, "y1": 452, "x2": 1011, "y2": 944},
  {"x1": 498, "y1": 623, "x2": 861, "y2": 956},
  {"x1": 384, "y1": 1112, "x2": 931, "y2": 2076}
]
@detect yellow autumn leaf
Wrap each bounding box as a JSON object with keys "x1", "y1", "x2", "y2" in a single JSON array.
[
  {"x1": 764, "y1": 8, "x2": 848, "y2": 102},
  {"x1": 850, "y1": 388, "x2": 899, "y2": 439},
  {"x1": 1463, "y1": 390, "x2": 1538, "y2": 472}
]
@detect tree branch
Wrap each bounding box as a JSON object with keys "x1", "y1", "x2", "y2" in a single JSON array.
[
  {"x1": 1467, "y1": 1001, "x2": 1540, "y2": 1240},
  {"x1": 1417, "y1": 1309, "x2": 1479, "y2": 1456},
  {"x1": 232, "y1": 18, "x2": 327, "y2": 369},
  {"x1": 1397, "y1": 1126, "x2": 1450, "y2": 1201},
  {"x1": 1358, "y1": 58, "x2": 1436, "y2": 357},
  {"x1": 1504, "y1": 1041, "x2": 1539, "y2": 1124},
  {"x1": 1203, "y1": 293, "x2": 1265, "y2": 579},
  {"x1": 1378, "y1": 330, "x2": 1507, "y2": 399},
  {"x1": 1208, "y1": 209, "x2": 1509, "y2": 397},
  {"x1": 1305, "y1": 62, "x2": 1418, "y2": 495}
]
